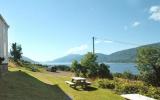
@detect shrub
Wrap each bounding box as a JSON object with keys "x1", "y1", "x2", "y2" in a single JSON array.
[
  {"x1": 96, "y1": 77, "x2": 160, "y2": 99},
  {"x1": 113, "y1": 71, "x2": 138, "y2": 80},
  {"x1": 97, "y1": 63, "x2": 113, "y2": 79},
  {"x1": 51, "y1": 67, "x2": 57, "y2": 72},
  {"x1": 114, "y1": 78, "x2": 145, "y2": 94},
  {"x1": 30, "y1": 66, "x2": 39, "y2": 72},
  {"x1": 54, "y1": 65, "x2": 71, "y2": 71},
  {"x1": 97, "y1": 79, "x2": 115, "y2": 89},
  {"x1": 146, "y1": 86, "x2": 160, "y2": 99},
  {"x1": 0, "y1": 57, "x2": 4, "y2": 64}
]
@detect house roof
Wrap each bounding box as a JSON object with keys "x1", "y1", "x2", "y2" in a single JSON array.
[{"x1": 0, "y1": 14, "x2": 9, "y2": 28}]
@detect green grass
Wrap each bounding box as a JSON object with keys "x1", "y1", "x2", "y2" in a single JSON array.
[{"x1": 0, "y1": 67, "x2": 124, "y2": 100}]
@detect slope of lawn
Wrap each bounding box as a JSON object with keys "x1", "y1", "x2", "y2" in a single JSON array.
[{"x1": 0, "y1": 67, "x2": 124, "y2": 100}]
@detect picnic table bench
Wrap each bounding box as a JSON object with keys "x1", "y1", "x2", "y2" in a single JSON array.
[
  {"x1": 65, "y1": 77, "x2": 91, "y2": 88},
  {"x1": 65, "y1": 81, "x2": 75, "y2": 87}
]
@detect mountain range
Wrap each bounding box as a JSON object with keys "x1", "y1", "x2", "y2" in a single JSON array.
[
  {"x1": 8, "y1": 53, "x2": 38, "y2": 64},
  {"x1": 47, "y1": 42, "x2": 160, "y2": 63}
]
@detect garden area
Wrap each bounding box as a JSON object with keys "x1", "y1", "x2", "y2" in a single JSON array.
[
  {"x1": 0, "y1": 66, "x2": 124, "y2": 100},
  {"x1": 1, "y1": 43, "x2": 160, "y2": 100}
]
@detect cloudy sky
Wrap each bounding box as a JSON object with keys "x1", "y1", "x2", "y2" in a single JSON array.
[{"x1": 0, "y1": 0, "x2": 160, "y2": 61}]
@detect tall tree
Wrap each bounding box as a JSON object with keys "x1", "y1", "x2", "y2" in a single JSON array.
[
  {"x1": 81, "y1": 52, "x2": 98, "y2": 77},
  {"x1": 0, "y1": 57, "x2": 4, "y2": 64},
  {"x1": 71, "y1": 60, "x2": 82, "y2": 76},
  {"x1": 10, "y1": 43, "x2": 23, "y2": 62},
  {"x1": 97, "y1": 63, "x2": 113, "y2": 79},
  {"x1": 136, "y1": 47, "x2": 160, "y2": 86}
]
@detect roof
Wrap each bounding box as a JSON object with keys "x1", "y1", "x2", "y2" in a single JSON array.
[{"x1": 0, "y1": 14, "x2": 9, "y2": 28}]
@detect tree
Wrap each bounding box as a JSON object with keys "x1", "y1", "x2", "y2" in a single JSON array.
[
  {"x1": 10, "y1": 43, "x2": 23, "y2": 62},
  {"x1": 136, "y1": 47, "x2": 160, "y2": 86},
  {"x1": 97, "y1": 63, "x2": 113, "y2": 79},
  {"x1": 81, "y1": 52, "x2": 98, "y2": 78},
  {"x1": 0, "y1": 57, "x2": 4, "y2": 64},
  {"x1": 71, "y1": 60, "x2": 86, "y2": 76}
]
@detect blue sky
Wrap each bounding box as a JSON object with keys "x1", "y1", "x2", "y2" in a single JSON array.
[{"x1": 0, "y1": 0, "x2": 160, "y2": 61}]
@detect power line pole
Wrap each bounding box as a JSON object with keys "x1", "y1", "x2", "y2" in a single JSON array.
[{"x1": 92, "y1": 36, "x2": 95, "y2": 54}]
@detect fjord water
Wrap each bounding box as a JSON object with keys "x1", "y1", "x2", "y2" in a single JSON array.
[
  {"x1": 46, "y1": 63, "x2": 138, "y2": 74},
  {"x1": 106, "y1": 63, "x2": 138, "y2": 74}
]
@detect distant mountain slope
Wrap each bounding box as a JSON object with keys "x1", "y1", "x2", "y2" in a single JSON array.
[
  {"x1": 47, "y1": 54, "x2": 83, "y2": 63},
  {"x1": 106, "y1": 48, "x2": 137, "y2": 63},
  {"x1": 22, "y1": 56, "x2": 38, "y2": 63},
  {"x1": 48, "y1": 42, "x2": 160, "y2": 63},
  {"x1": 8, "y1": 53, "x2": 37, "y2": 63}
]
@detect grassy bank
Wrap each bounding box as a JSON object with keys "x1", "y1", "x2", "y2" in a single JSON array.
[{"x1": 0, "y1": 67, "x2": 124, "y2": 100}]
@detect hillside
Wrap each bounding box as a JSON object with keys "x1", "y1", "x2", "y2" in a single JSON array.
[
  {"x1": 47, "y1": 54, "x2": 83, "y2": 63},
  {"x1": 48, "y1": 42, "x2": 160, "y2": 63},
  {"x1": 8, "y1": 53, "x2": 38, "y2": 63},
  {"x1": 22, "y1": 56, "x2": 38, "y2": 63}
]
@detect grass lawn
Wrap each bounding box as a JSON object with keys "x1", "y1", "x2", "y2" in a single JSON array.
[{"x1": 0, "y1": 67, "x2": 124, "y2": 100}]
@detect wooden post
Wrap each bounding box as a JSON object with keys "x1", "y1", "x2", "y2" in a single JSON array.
[{"x1": 93, "y1": 37, "x2": 95, "y2": 54}]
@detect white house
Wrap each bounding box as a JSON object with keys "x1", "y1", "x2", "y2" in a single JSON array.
[{"x1": 0, "y1": 14, "x2": 9, "y2": 73}]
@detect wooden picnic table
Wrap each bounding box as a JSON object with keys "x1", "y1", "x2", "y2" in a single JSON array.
[
  {"x1": 65, "y1": 77, "x2": 91, "y2": 88},
  {"x1": 71, "y1": 77, "x2": 86, "y2": 81}
]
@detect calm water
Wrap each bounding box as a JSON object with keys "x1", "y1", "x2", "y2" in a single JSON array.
[{"x1": 45, "y1": 62, "x2": 138, "y2": 74}]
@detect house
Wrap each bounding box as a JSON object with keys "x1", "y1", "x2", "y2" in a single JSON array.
[{"x1": 0, "y1": 14, "x2": 9, "y2": 74}]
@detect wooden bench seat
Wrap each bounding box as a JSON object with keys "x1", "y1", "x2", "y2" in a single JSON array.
[
  {"x1": 65, "y1": 81, "x2": 75, "y2": 86},
  {"x1": 85, "y1": 81, "x2": 91, "y2": 85}
]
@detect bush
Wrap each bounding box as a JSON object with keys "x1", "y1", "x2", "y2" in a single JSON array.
[
  {"x1": 114, "y1": 78, "x2": 146, "y2": 94},
  {"x1": 113, "y1": 71, "x2": 138, "y2": 80},
  {"x1": 97, "y1": 79, "x2": 115, "y2": 89},
  {"x1": 51, "y1": 67, "x2": 57, "y2": 72},
  {"x1": 96, "y1": 77, "x2": 160, "y2": 99},
  {"x1": 0, "y1": 57, "x2": 4, "y2": 64},
  {"x1": 54, "y1": 65, "x2": 71, "y2": 71},
  {"x1": 146, "y1": 86, "x2": 160, "y2": 99},
  {"x1": 97, "y1": 63, "x2": 113, "y2": 79},
  {"x1": 30, "y1": 66, "x2": 39, "y2": 72}
]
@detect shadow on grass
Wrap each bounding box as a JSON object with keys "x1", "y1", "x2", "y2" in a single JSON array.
[
  {"x1": 0, "y1": 71, "x2": 72, "y2": 100},
  {"x1": 83, "y1": 86, "x2": 97, "y2": 91},
  {"x1": 73, "y1": 86, "x2": 97, "y2": 91}
]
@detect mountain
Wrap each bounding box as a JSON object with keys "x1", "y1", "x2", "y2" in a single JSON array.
[
  {"x1": 21, "y1": 56, "x2": 38, "y2": 63},
  {"x1": 47, "y1": 54, "x2": 83, "y2": 63},
  {"x1": 8, "y1": 53, "x2": 38, "y2": 63},
  {"x1": 48, "y1": 42, "x2": 160, "y2": 63}
]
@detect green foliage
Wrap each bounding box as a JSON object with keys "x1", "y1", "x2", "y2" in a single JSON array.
[
  {"x1": 81, "y1": 52, "x2": 98, "y2": 77},
  {"x1": 0, "y1": 57, "x2": 4, "y2": 64},
  {"x1": 136, "y1": 47, "x2": 160, "y2": 86},
  {"x1": 30, "y1": 66, "x2": 39, "y2": 72},
  {"x1": 51, "y1": 67, "x2": 57, "y2": 72},
  {"x1": 115, "y1": 80, "x2": 144, "y2": 94},
  {"x1": 97, "y1": 63, "x2": 113, "y2": 79},
  {"x1": 97, "y1": 79, "x2": 115, "y2": 89},
  {"x1": 10, "y1": 43, "x2": 23, "y2": 62},
  {"x1": 71, "y1": 60, "x2": 82, "y2": 76},
  {"x1": 81, "y1": 52, "x2": 97, "y2": 67},
  {"x1": 71, "y1": 52, "x2": 112, "y2": 78},
  {"x1": 97, "y1": 78, "x2": 160, "y2": 99},
  {"x1": 113, "y1": 71, "x2": 138, "y2": 80},
  {"x1": 54, "y1": 65, "x2": 70, "y2": 71},
  {"x1": 147, "y1": 86, "x2": 160, "y2": 99}
]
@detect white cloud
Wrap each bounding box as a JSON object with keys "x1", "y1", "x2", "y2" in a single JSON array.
[
  {"x1": 149, "y1": 6, "x2": 160, "y2": 21},
  {"x1": 67, "y1": 44, "x2": 88, "y2": 54},
  {"x1": 95, "y1": 40, "x2": 113, "y2": 44},
  {"x1": 95, "y1": 40, "x2": 101, "y2": 44},
  {"x1": 104, "y1": 40, "x2": 113, "y2": 43},
  {"x1": 132, "y1": 21, "x2": 140, "y2": 27}
]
